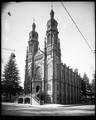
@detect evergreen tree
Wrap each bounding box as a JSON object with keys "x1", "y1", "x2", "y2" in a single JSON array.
[
  {"x1": 82, "y1": 73, "x2": 94, "y2": 103},
  {"x1": 91, "y1": 72, "x2": 95, "y2": 103},
  {"x1": 2, "y1": 53, "x2": 21, "y2": 102},
  {"x1": 83, "y1": 73, "x2": 89, "y2": 85},
  {"x1": 81, "y1": 79, "x2": 86, "y2": 96},
  {"x1": 81, "y1": 73, "x2": 89, "y2": 103}
]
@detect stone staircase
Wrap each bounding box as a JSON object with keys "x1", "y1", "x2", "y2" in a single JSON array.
[
  {"x1": 32, "y1": 96, "x2": 40, "y2": 105},
  {"x1": 15, "y1": 93, "x2": 40, "y2": 105}
]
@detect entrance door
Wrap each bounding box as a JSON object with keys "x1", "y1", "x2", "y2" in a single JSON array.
[{"x1": 36, "y1": 85, "x2": 41, "y2": 100}]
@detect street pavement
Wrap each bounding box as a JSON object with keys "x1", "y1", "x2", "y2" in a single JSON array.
[{"x1": 1, "y1": 102, "x2": 95, "y2": 116}]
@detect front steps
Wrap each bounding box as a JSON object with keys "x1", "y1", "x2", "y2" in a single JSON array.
[{"x1": 15, "y1": 94, "x2": 41, "y2": 105}]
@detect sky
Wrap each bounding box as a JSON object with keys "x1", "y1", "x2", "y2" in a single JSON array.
[{"x1": 1, "y1": 2, "x2": 95, "y2": 87}]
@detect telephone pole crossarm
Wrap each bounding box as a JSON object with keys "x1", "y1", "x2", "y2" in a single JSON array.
[{"x1": 2, "y1": 48, "x2": 15, "y2": 52}]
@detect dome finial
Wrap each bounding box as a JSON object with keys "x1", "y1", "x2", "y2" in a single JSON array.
[
  {"x1": 32, "y1": 18, "x2": 36, "y2": 31},
  {"x1": 50, "y1": 2, "x2": 54, "y2": 19},
  {"x1": 33, "y1": 18, "x2": 35, "y2": 23},
  {"x1": 51, "y1": 2, "x2": 53, "y2": 10}
]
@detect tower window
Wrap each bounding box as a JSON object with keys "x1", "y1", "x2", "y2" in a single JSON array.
[
  {"x1": 47, "y1": 34, "x2": 51, "y2": 45},
  {"x1": 55, "y1": 34, "x2": 57, "y2": 44},
  {"x1": 30, "y1": 36, "x2": 31, "y2": 40}
]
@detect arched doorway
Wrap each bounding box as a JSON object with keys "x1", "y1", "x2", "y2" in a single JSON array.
[
  {"x1": 36, "y1": 86, "x2": 40, "y2": 93},
  {"x1": 36, "y1": 85, "x2": 41, "y2": 99},
  {"x1": 25, "y1": 97, "x2": 30, "y2": 104},
  {"x1": 18, "y1": 98, "x2": 23, "y2": 103}
]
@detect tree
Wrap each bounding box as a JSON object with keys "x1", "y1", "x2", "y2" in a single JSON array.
[
  {"x1": 81, "y1": 73, "x2": 89, "y2": 103},
  {"x1": 2, "y1": 53, "x2": 21, "y2": 102},
  {"x1": 83, "y1": 73, "x2": 89, "y2": 85},
  {"x1": 91, "y1": 72, "x2": 95, "y2": 103},
  {"x1": 81, "y1": 79, "x2": 86, "y2": 96},
  {"x1": 82, "y1": 73, "x2": 95, "y2": 103},
  {"x1": 74, "y1": 68, "x2": 78, "y2": 73}
]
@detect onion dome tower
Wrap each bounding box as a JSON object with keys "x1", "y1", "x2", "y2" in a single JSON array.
[
  {"x1": 45, "y1": 8, "x2": 61, "y2": 104},
  {"x1": 28, "y1": 22, "x2": 39, "y2": 55}
]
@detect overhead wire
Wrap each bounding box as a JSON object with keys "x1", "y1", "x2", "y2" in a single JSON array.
[
  {"x1": 2, "y1": 48, "x2": 15, "y2": 52},
  {"x1": 60, "y1": 2, "x2": 94, "y2": 54}
]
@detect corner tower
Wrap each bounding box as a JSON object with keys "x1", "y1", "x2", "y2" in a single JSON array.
[
  {"x1": 28, "y1": 22, "x2": 39, "y2": 55},
  {"x1": 45, "y1": 9, "x2": 61, "y2": 103},
  {"x1": 24, "y1": 22, "x2": 39, "y2": 94}
]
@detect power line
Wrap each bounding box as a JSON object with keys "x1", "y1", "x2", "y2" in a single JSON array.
[
  {"x1": 2, "y1": 48, "x2": 15, "y2": 52},
  {"x1": 60, "y1": 2, "x2": 94, "y2": 54}
]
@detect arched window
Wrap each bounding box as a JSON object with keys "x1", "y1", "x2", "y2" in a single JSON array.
[
  {"x1": 57, "y1": 84, "x2": 59, "y2": 91},
  {"x1": 35, "y1": 66, "x2": 41, "y2": 81},
  {"x1": 54, "y1": 34, "x2": 57, "y2": 44},
  {"x1": 36, "y1": 85, "x2": 40, "y2": 93},
  {"x1": 47, "y1": 34, "x2": 51, "y2": 45}
]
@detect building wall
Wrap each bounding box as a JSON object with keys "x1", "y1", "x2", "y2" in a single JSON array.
[
  {"x1": 24, "y1": 9, "x2": 82, "y2": 105},
  {"x1": 24, "y1": 45, "x2": 82, "y2": 104},
  {"x1": 25, "y1": 52, "x2": 82, "y2": 104},
  {"x1": 59, "y1": 63, "x2": 82, "y2": 104}
]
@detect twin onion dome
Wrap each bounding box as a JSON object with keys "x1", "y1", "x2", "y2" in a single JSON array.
[{"x1": 29, "y1": 9, "x2": 58, "y2": 42}]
